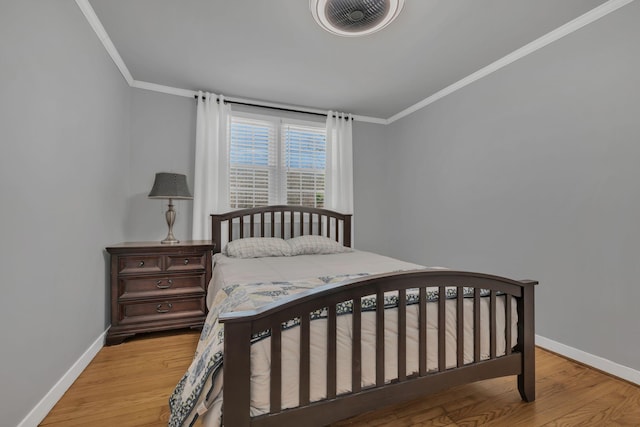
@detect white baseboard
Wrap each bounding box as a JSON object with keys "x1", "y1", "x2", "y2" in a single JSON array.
[
  {"x1": 536, "y1": 334, "x2": 640, "y2": 385},
  {"x1": 17, "y1": 330, "x2": 107, "y2": 427}
]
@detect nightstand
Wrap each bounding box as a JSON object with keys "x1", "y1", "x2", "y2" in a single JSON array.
[{"x1": 105, "y1": 241, "x2": 214, "y2": 345}]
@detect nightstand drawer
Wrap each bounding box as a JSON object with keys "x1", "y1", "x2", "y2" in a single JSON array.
[
  {"x1": 120, "y1": 274, "x2": 205, "y2": 299},
  {"x1": 166, "y1": 253, "x2": 207, "y2": 271},
  {"x1": 120, "y1": 298, "x2": 206, "y2": 324},
  {"x1": 118, "y1": 255, "x2": 163, "y2": 274}
]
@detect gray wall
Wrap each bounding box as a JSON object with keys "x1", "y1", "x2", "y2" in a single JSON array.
[
  {"x1": 352, "y1": 121, "x2": 391, "y2": 251},
  {"x1": 0, "y1": 2, "x2": 131, "y2": 426},
  {"x1": 127, "y1": 89, "x2": 196, "y2": 242},
  {"x1": 378, "y1": 2, "x2": 640, "y2": 370}
]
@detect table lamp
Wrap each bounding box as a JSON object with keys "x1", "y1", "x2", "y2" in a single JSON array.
[{"x1": 148, "y1": 172, "x2": 193, "y2": 244}]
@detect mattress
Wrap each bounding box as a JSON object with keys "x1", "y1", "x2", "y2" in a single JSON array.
[{"x1": 170, "y1": 250, "x2": 518, "y2": 427}]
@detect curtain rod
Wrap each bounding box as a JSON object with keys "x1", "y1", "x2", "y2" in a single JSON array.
[{"x1": 193, "y1": 95, "x2": 353, "y2": 120}]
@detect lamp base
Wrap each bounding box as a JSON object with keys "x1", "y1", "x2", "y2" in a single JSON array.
[
  {"x1": 161, "y1": 237, "x2": 180, "y2": 245},
  {"x1": 161, "y1": 199, "x2": 180, "y2": 244}
]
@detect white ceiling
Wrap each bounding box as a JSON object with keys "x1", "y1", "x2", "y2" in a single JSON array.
[{"x1": 88, "y1": 0, "x2": 610, "y2": 119}]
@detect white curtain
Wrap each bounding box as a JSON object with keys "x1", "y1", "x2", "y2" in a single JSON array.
[
  {"x1": 192, "y1": 91, "x2": 231, "y2": 240},
  {"x1": 325, "y1": 111, "x2": 354, "y2": 214}
]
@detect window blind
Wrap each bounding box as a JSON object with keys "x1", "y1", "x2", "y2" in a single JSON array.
[
  {"x1": 229, "y1": 117, "x2": 276, "y2": 209},
  {"x1": 282, "y1": 123, "x2": 326, "y2": 208},
  {"x1": 228, "y1": 114, "x2": 326, "y2": 209}
]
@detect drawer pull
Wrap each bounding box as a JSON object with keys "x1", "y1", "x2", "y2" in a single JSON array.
[
  {"x1": 155, "y1": 279, "x2": 173, "y2": 289},
  {"x1": 184, "y1": 259, "x2": 190, "y2": 265},
  {"x1": 156, "y1": 303, "x2": 173, "y2": 313},
  {"x1": 138, "y1": 261, "x2": 145, "y2": 267}
]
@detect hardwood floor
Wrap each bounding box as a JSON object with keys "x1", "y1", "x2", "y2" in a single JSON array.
[
  {"x1": 41, "y1": 330, "x2": 640, "y2": 426},
  {"x1": 40, "y1": 330, "x2": 199, "y2": 427}
]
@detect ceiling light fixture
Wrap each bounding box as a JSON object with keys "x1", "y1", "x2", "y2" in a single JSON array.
[{"x1": 310, "y1": 0, "x2": 405, "y2": 37}]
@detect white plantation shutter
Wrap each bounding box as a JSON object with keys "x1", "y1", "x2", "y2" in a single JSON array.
[
  {"x1": 282, "y1": 123, "x2": 326, "y2": 208},
  {"x1": 228, "y1": 113, "x2": 326, "y2": 209},
  {"x1": 229, "y1": 116, "x2": 277, "y2": 208}
]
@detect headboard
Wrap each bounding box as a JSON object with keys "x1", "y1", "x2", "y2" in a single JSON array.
[{"x1": 210, "y1": 205, "x2": 352, "y2": 254}]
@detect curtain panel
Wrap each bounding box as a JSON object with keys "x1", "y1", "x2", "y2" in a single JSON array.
[
  {"x1": 325, "y1": 112, "x2": 354, "y2": 214},
  {"x1": 192, "y1": 91, "x2": 231, "y2": 240}
]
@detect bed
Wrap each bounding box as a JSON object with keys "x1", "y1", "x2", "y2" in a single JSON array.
[{"x1": 169, "y1": 205, "x2": 536, "y2": 427}]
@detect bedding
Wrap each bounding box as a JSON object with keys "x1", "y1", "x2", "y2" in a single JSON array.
[{"x1": 170, "y1": 251, "x2": 518, "y2": 427}]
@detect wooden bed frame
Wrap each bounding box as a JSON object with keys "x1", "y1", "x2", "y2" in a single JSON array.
[{"x1": 211, "y1": 205, "x2": 536, "y2": 427}]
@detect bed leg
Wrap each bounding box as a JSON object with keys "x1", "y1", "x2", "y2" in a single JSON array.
[
  {"x1": 518, "y1": 365, "x2": 535, "y2": 402},
  {"x1": 517, "y1": 281, "x2": 536, "y2": 402}
]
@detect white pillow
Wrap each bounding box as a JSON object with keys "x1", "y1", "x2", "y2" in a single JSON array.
[
  {"x1": 287, "y1": 235, "x2": 353, "y2": 256},
  {"x1": 224, "y1": 237, "x2": 292, "y2": 258}
]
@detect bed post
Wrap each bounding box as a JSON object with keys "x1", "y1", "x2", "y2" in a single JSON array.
[
  {"x1": 211, "y1": 214, "x2": 222, "y2": 254},
  {"x1": 517, "y1": 280, "x2": 537, "y2": 402},
  {"x1": 343, "y1": 214, "x2": 352, "y2": 248},
  {"x1": 223, "y1": 320, "x2": 252, "y2": 427}
]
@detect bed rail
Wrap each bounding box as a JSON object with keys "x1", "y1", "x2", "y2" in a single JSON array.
[
  {"x1": 211, "y1": 205, "x2": 352, "y2": 254},
  {"x1": 220, "y1": 269, "x2": 537, "y2": 427}
]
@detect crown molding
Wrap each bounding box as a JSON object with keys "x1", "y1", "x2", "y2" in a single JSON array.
[
  {"x1": 131, "y1": 80, "x2": 197, "y2": 98},
  {"x1": 75, "y1": 0, "x2": 133, "y2": 85},
  {"x1": 78, "y1": 0, "x2": 634, "y2": 125},
  {"x1": 387, "y1": 0, "x2": 636, "y2": 124}
]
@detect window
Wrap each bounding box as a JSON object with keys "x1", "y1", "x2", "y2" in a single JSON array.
[
  {"x1": 229, "y1": 117, "x2": 275, "y2": 208},
  {"x1": 229, "y1": 113, "x2": 326, "y2": 209}
]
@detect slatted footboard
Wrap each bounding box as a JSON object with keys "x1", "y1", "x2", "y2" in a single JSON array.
[
  {"x1": 220, "y1": 270, "x2": 536, "y2": 427},
  {"x1": 211, "y1": 206, "x2": 536, "y2": 427}
]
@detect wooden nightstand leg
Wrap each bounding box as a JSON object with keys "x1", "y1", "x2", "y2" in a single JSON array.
[{"x1": 106, "y1": 332, "x2": 135, "y2": 346}]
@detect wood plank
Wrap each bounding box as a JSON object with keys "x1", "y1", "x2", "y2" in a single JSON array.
[
  {"x1": 290, "y1": 210, "x2": 294, "y2": 239},
  {"x1": 505, "y1": 295, "x2": 512, "y2": 355},
  {"x1": 352, "y1": 298, "x2": 362, "y2": 393},
  {"x1": 327, "y1": 304, "x2": 337, "y2": 399},
  {"x1": 270, "y1": 322, "x2": 282, "y2": 413},
  {"x1": 474, "y1": 290, "x2": 481, "y2": 363},
  {"x1": 456, "y1": 286, "x2": 464, "y2": 368},
  {"x1": 419, "y1": 287, "x2": 427, "y2": 376},
  {"x1": 376, "y1": 290, "x2": 385, "y2": 386},
  {"x1": 398, "y1": 289, "x2": 407, "y2": 381},
  {"x1": 490, "y1": 290, "x2": 497, "y2": 359},
  {"x1": 438, "y1": 286, "x2": 446, "y2": 371},
  {"x1": 300, "y1": 314, "x2": 311, "y2": 406},
  {"x1": 280, "y1": 211, "x2": 285, "y2": 238}
]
